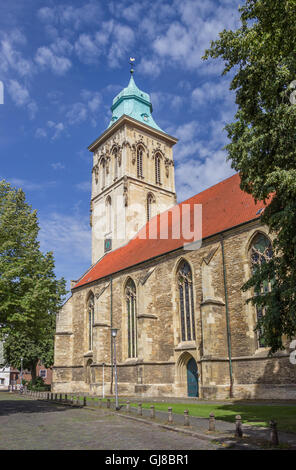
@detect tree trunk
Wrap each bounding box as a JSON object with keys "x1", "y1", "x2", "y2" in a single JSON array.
[{"x1": 30, "y1": 360, "x2": 38, "y2": 385}]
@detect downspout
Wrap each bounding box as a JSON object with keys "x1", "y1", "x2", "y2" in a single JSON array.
[
  {"x1": 110, "y1": 276, "x2": 113, "y2": 395},
  {"x1": 220, "y1": 235, "x2": 234, "y2": 398}
]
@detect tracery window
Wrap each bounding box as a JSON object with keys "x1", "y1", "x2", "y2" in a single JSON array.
[
  {"x1": 177, "y1": 260, "x2": 196, "y2": 342},
  {"x1": 126, "y1": 279, "x2": 137, "y2": 358},
  {"x1": 250, "y1": 233, "x2": 273, "y2": 348},
  {"x1": 101, "y1": 159, "x2": 106, "y2": 189},
  {"x1": 137, "y1": 147, "x2": 143, "y2": 178},
  {"x1": 105, "y1": 196, "x2": 112, "y2": 233},
  {"x1": 113, "y1": 148, "x2": 118, "y2": 180},
  {"x1": 147, "y1": 193, "x2": 154, "y2": 222},
  {"x1": 155, "y1": 154, "x2": 161, "y2": 184},
  {"x1": 87, "y1": 293, "x2": 94, "y2": 351}
]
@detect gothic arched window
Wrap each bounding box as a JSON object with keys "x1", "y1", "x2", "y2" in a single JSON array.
[
  {"x1": 113, "y1": 148, "x2": 118, "y2": 180},
  {"x1": 125, "y1": 279, "x2": 137, "y2": 358},
  {"x1": 177, "y1": 260, "x2": 196, "y2": 342},
  {"x1": 101, "y1": 158, "x2": 106, "y2": 189},
  {"x1": 250, "y1": 233, "x2": 273, "y2": 348},
  {"x1": 105, "y1": 196, "x2": 112, "y2": 233},
  {"x1": 137, "y1": 147, "x2": 143, "y2": 178},
  {"x1": 87, "y1": 293, "x2": 94, "y2": 351},
  {"x1": 147, "y1": 193, "x2": 154, "y2": 222},
  {"x1": 155, "y1": 154, "x2": 161, "y2": 184}
]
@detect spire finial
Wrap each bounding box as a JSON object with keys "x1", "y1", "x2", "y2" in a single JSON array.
[{"x1": 129, "y1": 57, "x2": 135, "y2": 75}]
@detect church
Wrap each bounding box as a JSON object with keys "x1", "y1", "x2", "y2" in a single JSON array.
[{"x1": 52, "y1": 70, "x2": 296, "y2": 400}]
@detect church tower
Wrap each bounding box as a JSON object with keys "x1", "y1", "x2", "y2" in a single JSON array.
[{"x1": 88, "y1": 66, "x2": 178, "y2": 264}]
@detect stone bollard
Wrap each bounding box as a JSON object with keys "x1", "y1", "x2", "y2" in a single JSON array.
[
  {"x1": 76, "y1": 396, "x2": 80, "y2": 406},
  {"x1": 209, "y1": 412, "x2": 216, "y2": 432},
  {"x1": 65, "y1": 394, "x2": 68, "y2": 403},
  {"x1": 270, "y1": 420, "x2": 279, "y2": 446},
  {"x1": 107, "y1": 398, "x2": 111, "y2": 409},
  {"x1": 83, "y1": 396, "x2": 87, "y2": 407},
  {"x1": 47, "y1": 392, "x2": 50, "y2": 400},
  {"x1": 126, "y1": 400, "x2": 130, "y2": 413},
  {"x1": 235, "y1": 415, "x2": 243, "y2": 438},
  {"x1": 70, "y1": 395, "x2": 74, "y2": 405},
  {"x1": 138, "y1": 403, "x2": 142, "y2": 416},
  {"x1": 54, "y1": 393, "x2": 58, "y2": 401},
  {"x1": 184, "y1": 410, "x2": 190, "y2": 427},
  {"x1": 168, "y1": 407, "x2": 173, "y2": 424},
  {"x1": 150, "y1": 405, "x2": 155, "y2": 419}
]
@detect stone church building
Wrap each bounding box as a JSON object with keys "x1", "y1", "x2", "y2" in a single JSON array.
[{"x1": 52, "y1": 73, "x2": 296, "y2": 400}]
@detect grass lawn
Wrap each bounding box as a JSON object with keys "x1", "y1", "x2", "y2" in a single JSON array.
[
  {"x1": 69, "y1": 395, "x2": 296, "y2": 434},
  {"x1": 128, "y1": 402, "x2": 296, "y2": 433}
]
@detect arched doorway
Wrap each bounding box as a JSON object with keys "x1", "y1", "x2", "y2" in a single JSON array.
[{"x1": 187, "y1": 357, "x2": 198, "y2": 397}]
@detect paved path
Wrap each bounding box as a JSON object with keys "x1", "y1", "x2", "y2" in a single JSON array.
[{"x1": 0, "y1": 393, "x2": 218, "y2": 450}]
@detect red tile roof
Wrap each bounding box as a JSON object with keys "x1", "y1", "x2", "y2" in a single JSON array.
[{"x1": 74, "y1": 173, "x2": 267, "y2": 289}]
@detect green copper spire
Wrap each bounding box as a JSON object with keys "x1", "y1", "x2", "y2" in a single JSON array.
[{"x1": 108, "y1": 60, "x2": 164, "y2": 132}]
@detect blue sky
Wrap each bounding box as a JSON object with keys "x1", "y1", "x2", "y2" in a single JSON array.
[{"x1": 0, "y1": 0, "x2": 240, "y2": 287}]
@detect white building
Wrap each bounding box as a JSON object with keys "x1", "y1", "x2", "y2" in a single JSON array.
[{"x1": 0, "y1": 341, "x2": 10, "y2": 390}]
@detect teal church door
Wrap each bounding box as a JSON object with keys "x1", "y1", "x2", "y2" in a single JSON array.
[{"x1": 187, "y1": 358, "x2": 198, "y2": 397}]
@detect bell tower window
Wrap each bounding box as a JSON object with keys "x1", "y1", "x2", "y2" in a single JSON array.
[
  {"x1": 147, "y1": 193, "x2": 155, "y2": 222},
  {"x1": 113, "y1": 148, "x2": 118, "y2": 180},
  {"x1": 155, "y1": 154, "x2": 161, "y2": 184},
  {"x1": 137, "y1": 147, "x2": 143, "y2": 178}
]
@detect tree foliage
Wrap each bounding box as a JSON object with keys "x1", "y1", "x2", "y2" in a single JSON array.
[
  {"x1": 0, "y1": 180, "x2": 66, "y2": 381},
  {"x1": 203, "y1": 0, "x2": 296, "y2": 352}
]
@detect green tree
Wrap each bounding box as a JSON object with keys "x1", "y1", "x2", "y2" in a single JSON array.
[
  {"x1": 0, "y1": 180, "x2": 66, "y2": 382},
  {"x1": 203, "y1": 0, "x2": 296, "y2": 352}
]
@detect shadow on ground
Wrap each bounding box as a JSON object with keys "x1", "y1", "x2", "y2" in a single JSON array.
[{"x1": 0, "y1": 396, "x2": 74, "y2": 417}]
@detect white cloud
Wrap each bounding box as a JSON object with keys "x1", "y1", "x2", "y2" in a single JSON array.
[
  {"x1": 38, "y1": 211, "x2": 92, "y2": 283},
  {"x1": 35, "y1": 46, "x2": 72, "y2": 75},
  {"x1": 9, "y1": 178, "x2": 56, "y2": 192},
  {"x1": 35, "y1": 128, "x2": 47, "y2": 139},
  {"x1": 64, "y1": 90, "x2": 102, "y2": 125},
  {"x1": 74, "y1": 21, "x2": 135, "y2": 68},
  {"x1": 6, "y1": 79, "x2": 38, "y2": 119},
  {"x1": 81, "y1": 90, "x2": 101, "y2": 112},
  {"x1": 7, "y1": 79, "x2": 29, "y2": 106},
  {"x1": 47, "y1": 121, "x2": 65, "y2": 140},
  {"x1": 76, "y1": 181, "x2": 91, "y2": 192},
  {"x1": 0, "y1": 31, "x2": 34, "y2": 78},
  {"x1": 27, "y1": 101, "x2": 38, "y2": 120},
  {"x1": 192, "y1": 79, "x2": 234, "y2": 106},
  {"x1": 148, "y1": 0, "x2": 240, "y2": 74},
  {"x1": 150, "y1": 91, "x2": 184, "y2": 112},
  {"x1": 51, "y1": 162, "x2": 65, "y2": 170},
  {"x1": 74, "y1": 33, "x2": 101, "y2": 64},
  {"x1": 175, "y1": 150, "x2": 235, "y2": 202},
  {"x1": 37, "y1": 2, "x2": 102, "y2": 30},
  {"x1": 66, "y1": 103, "x2": 88, "y2": 125}
]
